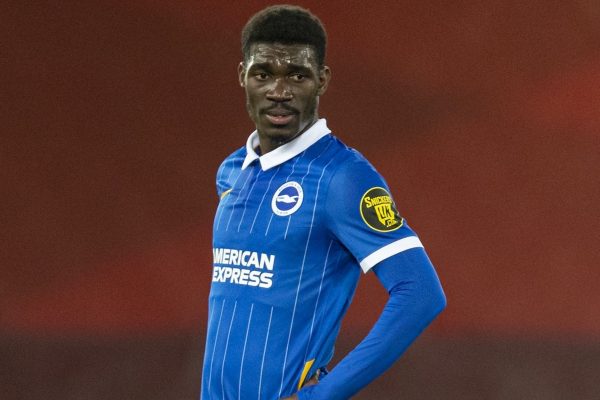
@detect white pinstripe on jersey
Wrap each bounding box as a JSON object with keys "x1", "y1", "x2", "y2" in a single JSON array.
[
  {"x1": 237, "y1": 170, "x2": 263, "y2": 232},
  {"x1": 207, "y1": 299, "x2": 226, "y2": 393},
  {"x1": 220, "y1": 301, "x2": 237, "y2": 399},
  {"x1": 225, "y1": 171, "x2": 253, "y2": 231},
  {"x1": 215, "y1": 167, "x2": 243, "y2": 231},
  {"x1": 249, "y1": 167, "x2": 281, "y2": 234},
  {"x1": 304, "y1": 240, "x2": 334, "y2": 362},
  {"x1": 238, "y1": 303, "x2": 254, "y2": 400},
  {"x1": 258, "y1": 306, "x2": 274, "y2": 400}
]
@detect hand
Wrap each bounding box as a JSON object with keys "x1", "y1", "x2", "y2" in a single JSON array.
[{"x1": 279, "y1": 371, "x2": 319, "y2": 399}]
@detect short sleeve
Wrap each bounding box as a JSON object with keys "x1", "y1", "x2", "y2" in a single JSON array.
[{"x1": 325, "y1": 153, "x2": 423, "y2": 273}]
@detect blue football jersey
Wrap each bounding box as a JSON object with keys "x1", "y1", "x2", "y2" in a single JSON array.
[{"x1": 201, "y1": 119, "x2": 423, "y2": 400}]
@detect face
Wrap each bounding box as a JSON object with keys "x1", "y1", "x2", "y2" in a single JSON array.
[{"x1": 239, "y1": 42, "x2": 331, "y2": 154}]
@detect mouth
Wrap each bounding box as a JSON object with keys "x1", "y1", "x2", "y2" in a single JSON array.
[
  {"x1": 265, "y1": 114, "x2": 295, "y2": 125},
  {"x1": 263, "y1": 106, "x2": 297, "y2": 126}
]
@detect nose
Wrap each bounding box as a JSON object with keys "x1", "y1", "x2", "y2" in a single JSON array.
[{"x1": 266, "y1": 78, "x2": 292, "y2": 102}]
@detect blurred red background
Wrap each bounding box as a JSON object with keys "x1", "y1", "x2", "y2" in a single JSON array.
[{"x1": 2, "y1": 1, "x2": 599, "y2": 399}]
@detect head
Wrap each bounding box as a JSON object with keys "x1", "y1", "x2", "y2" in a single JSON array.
[{"x1": 239, "y1": 5, "x2": 331, "y2": 153}]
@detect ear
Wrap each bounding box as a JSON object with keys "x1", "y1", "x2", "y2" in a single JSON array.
[
  {"x1": 238, "y1": 62, "x2": 246, "y2": 87},
  {"x1": 317, "y1": 66, "x2": 332, "y2": 96}
]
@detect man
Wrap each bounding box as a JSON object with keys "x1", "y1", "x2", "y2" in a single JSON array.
[{"x1": 201, "y1": 5, "x2": 446, "y2": 400}]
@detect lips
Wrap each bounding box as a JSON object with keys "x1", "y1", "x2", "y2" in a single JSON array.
[
  {"x1": 265, "y1": 114, "x2": 294, "y2": 125},
  {"x1": 264, "y1": 106, "x2": 297, "y2": 126}
]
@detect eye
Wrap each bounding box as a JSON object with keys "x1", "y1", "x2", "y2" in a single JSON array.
[
  {"x1": 254, "y1": 72, "x2": 269, "y2": 81},
  {"x1": 290, "y1": 73, "x2": 305, "y2": 82}
]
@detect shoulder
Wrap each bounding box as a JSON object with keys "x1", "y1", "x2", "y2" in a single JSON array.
[
  {"x1": 218, "y1": 146, "x2": 246, "y2": 172},
  {"x1": 311, "y1": 135, "x2": 378, "y2": 177},
  {"x1": 216, "y1": 146, "x2": 247, "y2": 180},
  {"x1": 325, "y1": 137, "x2": 384, "y2": 186},
  {"x1": 322, "y1": 137, "x2": 395, "y2": 213},
  {"x1": 320, "y1": 137, "x2": 392, "y2": 220}
]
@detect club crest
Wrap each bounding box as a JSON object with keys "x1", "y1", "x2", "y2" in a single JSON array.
[{"x1": 272, "y1": 181, "x2": 303, "y2": 216}]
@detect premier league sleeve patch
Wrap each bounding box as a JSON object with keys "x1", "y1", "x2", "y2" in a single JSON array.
[{"x1": 360, "y1": 187, "x2": 404, "y2": 232}]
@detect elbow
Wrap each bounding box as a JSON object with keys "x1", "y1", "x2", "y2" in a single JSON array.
[
  {"x1": 434, "y1": 288, "x2": 447, "y2": 315},
  {"x1": 415, "y1": 281, "x2": 446, "y2": 323},
  {"x1": 428, "y1": 285, "x2": 447, "y2": 320}
]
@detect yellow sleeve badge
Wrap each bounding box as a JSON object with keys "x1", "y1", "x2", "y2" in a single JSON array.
[{"x1": 359, "y1": 187, "x2": 404, "y2": 232}]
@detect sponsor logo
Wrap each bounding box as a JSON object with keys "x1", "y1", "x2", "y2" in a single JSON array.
[
  {"x1": 272, "y1": 181, "x2": 303, "y2": 216},
  {"x1": 212, "y1": 248, "x2": 274, "y2": 288},
  {"x1": 360, "y1": 187, "x2": 403, "y2": 232}
]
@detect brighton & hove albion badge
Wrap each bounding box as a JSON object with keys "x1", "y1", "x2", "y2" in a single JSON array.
[
  {"x1": 360, "y1": 187, "x2": 403, "y2": 232},
  {"x1": 272, "y1": 181, "x2": 303, "y2": 216}
]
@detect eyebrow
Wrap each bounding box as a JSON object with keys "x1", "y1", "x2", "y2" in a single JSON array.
[{"x1": 248, "y1": 62, "x2": 314, "y2": 74}]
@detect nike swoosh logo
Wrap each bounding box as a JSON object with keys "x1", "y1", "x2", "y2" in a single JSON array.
[{"x1": 220, "y1": 188, "x2": 232, "y2": 199}]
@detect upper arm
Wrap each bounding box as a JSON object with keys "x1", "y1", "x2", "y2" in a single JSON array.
[{"x1": 324, "y1": 154, "x2": 423, "y2": 273}]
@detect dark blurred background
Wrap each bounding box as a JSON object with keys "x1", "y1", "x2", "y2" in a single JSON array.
[{"x1": 2, "y1": 1, "x2": 599, "y2": 399}]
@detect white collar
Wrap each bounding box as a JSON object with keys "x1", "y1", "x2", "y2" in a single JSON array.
[{"x1": 241, "y1": 118, "x2": 331, "y2": 171}]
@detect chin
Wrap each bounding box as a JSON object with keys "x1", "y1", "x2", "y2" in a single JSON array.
[{"x1": 263, "y1": 126, "x2": 299, "y2": 139}]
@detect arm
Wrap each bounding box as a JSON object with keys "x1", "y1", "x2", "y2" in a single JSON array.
[{"x1": 293, "y1": 247, "x2": 446, "y2": 400}]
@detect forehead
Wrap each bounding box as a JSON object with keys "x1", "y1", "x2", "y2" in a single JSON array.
[{"x1": 246, "y1": 42, "x2": 318, "y2": 67}]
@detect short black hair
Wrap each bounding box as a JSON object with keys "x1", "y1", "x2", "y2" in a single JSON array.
[{"x1": 241, "y1": 5, "x2": 327, "y2": 67}]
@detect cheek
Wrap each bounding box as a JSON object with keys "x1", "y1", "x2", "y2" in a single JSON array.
[
  {"x1": 300, "y1": 91, "x2": 319, "y2": 113},
  {"x1": 245, "y1": 92, "x2": 260, "y2": 113},
  {"x1": 248, "y1": 87, "x2": 264, "y2": 100}
]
